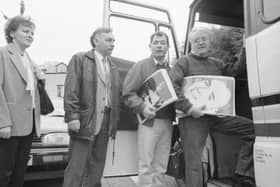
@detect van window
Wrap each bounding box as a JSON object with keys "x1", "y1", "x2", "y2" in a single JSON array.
[
  {"x1": 109, "y1": 16, "x2": 155, "y2": 62},
  {"x1": 262, "y1": 0, "x2": 280, "y2": 22},
  {"x1": 192, "y1": 21, "x2": 244, "y2": 64},
  {"x1": 110, "y1": 0, "x2": 169, "y2": 23},
  {"x1": 159, "y1": 26, "x2": 178, "y2": 65}
]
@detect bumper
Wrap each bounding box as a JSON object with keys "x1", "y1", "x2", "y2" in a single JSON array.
[{"x1": 25, "y1": 144, "x2": 68, "y2": 181}]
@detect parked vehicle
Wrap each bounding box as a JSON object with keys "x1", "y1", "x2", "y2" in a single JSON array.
[{"x1": 25, "y1": 99, "x2": 68, "y2": 181}]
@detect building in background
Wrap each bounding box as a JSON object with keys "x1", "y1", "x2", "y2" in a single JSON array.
[{"x1": 40, "y1": 62, "x2": 67, "y2": 98}]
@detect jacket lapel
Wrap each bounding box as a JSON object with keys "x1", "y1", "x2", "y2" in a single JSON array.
[
  {"x1": 7, "y1": 44, "x2": 28, "y2": 83},
  {"x1": 85, "y1": 50, "x2": 106, "y2": 85},
  {"x1": 108, "y1": 58, "x2": 119, "y2": 97},
  {"x1": 107, "y1": 57, "x2": 113, "y2": 80}
]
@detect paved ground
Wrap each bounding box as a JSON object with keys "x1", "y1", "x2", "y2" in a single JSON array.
[
  {"x1": 24, "y1": 177, "x2": 235, "y2": 187},
  {"x1": 102, "y1": 175, "x2": 179, "y2": 187},
  {"x1": 24, "y1": 175, "x2": 181, "y2": 187}
]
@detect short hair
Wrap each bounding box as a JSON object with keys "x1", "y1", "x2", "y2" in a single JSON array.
[
  {"x1": 4, "y1": 15, "x2": 35, "y2": 43},
  {"x1": 90, "y1": 27, "x2": 113, "y2": 48},
  {"x1": 150, "y1": 31, "x2": 169, "y2": 46},
  {"x1": 189, "y1": 27, "x2": 211, "y2": 44}
]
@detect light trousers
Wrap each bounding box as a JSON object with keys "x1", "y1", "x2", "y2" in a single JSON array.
[{"x1": 138, "y1": 118, "x2": 173, "y2": 187}]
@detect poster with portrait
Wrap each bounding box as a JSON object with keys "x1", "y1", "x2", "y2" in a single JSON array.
[
  {"x1": 137, "y1": 69, "x2": 178, "y2": 124},
  {"x1": 177, "y1": 75, "x2": 235, "y2": 118}
]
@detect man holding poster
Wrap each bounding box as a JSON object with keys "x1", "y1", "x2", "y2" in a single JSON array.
[
  {"x1": 123, "y1": 31, "x2": 175, "y2": 187},
  {"x1": 169, "y1": 27, "x2": 255, "y2": 187}
]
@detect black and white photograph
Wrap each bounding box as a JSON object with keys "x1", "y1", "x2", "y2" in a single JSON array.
[
  {"x1": 0, "y1": 0, "x2": 279, "y2": 187},
  {"x1": 181, "y1": 75, "x2": 235, "y2": 117},
  {"x1": 137, "y1": 69, "x2": 177, "y2": 124}
]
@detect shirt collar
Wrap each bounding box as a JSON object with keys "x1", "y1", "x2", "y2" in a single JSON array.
[
  {"x1": 94, "y1": 50, "x2": 107, "y2": 63},
  {"x1": 153, "y1": 58, "x2": 160, "y2": 65},
  {"x1": 153, "y1": 57, "x2": 168, "y2": 68}
]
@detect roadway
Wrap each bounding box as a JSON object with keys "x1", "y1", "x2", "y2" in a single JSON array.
[{"x1": 24, "y1": 175, "x2": 180, "y2": 187}]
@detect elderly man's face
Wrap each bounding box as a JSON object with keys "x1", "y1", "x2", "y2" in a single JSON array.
[
  {"x1": 190, "y1": 32, "x2": 210, "y2": 57},
  {"x1": 94, "y1": 32, "x2": 115, "y2": 56}
]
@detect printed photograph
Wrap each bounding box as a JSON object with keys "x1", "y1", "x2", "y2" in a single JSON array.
[
  {"x1": 137, "y1": 69, "x2": 177, "y2": 123},
  {"x1": 182, "y1": 75, "x2": 235, "y2": 116}
]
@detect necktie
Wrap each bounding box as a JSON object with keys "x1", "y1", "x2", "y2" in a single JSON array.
[
  {"x1": 102, "y1": 57, "x2": 111, "y2": 107},
  {"x1": 102, "y1": 57, "x2": 110, "y2": 83}
]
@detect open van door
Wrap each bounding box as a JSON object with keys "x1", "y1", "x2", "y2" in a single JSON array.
[
  {"x1": 102, "y1": 0, "x2": 180, "y2": 177},
  {"x1": 244, "y1": 1, "x2": 280, "y2": 186},
  {"x1": 184, "y1": 0, "x2": 280, "y2": 186},
  {"x1": 184, "y1": 0, "x2": 248, "y2": 179}
]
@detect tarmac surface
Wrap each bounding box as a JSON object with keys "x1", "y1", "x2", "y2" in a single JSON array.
[
  {"x1": 102, "y1": 175, "x2": 179, "y2": 187},
  {"x1": 24, "y1": 175, "x2": 181, "y2": 187}
]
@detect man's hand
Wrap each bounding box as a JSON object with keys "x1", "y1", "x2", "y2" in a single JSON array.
[
  {"x1": 0, "y1": 126, "x2": 11, "y2": 139},
  {"x1": 142, "y1": 103, "x2": 156, "y2": 119},
  {"x1": 68, "y1": 120, "x2": 80, "y2": 133},
  {"x1": 189, "y1": 104, "x2": 206, "y2": 118}
]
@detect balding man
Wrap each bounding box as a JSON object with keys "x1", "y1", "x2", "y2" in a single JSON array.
[
  {"x1": 169, "y1": 27, "x2": 255, "y2": 187},
  {"x1": 63, "y1": 27, "x2": 121, "y2": 187}
]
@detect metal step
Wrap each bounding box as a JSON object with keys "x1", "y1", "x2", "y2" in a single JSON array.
[{"x1": 207, "y1": 178, "x2": 233, "y2": 187}]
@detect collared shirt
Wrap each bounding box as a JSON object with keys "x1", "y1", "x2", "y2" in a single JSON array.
[
  {"x1": 153, "y1": 58, "x2": 168, "y2": 69},
  {"x1": 94, "y1": 50, "x2": 111, "y2": 107},
  {"x1": 94, "y1": 51, "x2": 109, "y2": 80}
]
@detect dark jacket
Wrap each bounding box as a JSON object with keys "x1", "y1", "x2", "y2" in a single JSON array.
[
  {"x1": 64, "y1": 50, "x2": 121, "y2": 140},
  {"x1": 235, "y1": 48, "x2": 252, "y2": 119}
]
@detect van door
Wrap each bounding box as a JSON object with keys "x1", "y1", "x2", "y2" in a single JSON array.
[
  {"x1": 102, "y1": 0, "x2": 179, "y2": 177},
  {"x1": 245, "y1": 0, "x2": 280, "y2": 186}
]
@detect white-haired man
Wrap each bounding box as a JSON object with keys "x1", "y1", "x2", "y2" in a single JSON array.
[{"x1": 169, "y1": 27, "x2": 255, "y2": 187}]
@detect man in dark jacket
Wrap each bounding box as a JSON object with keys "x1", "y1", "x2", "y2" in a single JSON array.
[
  {"x1": 63, "y1": 27, "x2": 121, "y2": 187},
  {"x1": 169, "y1": 27, "x2": 255, "y2": 187}
]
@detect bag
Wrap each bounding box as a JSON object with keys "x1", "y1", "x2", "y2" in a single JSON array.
[
  {"x1": 166, "y1": 139, "x2": 185, "y2": 179},
  {"x1": 37, "y1": 79, "x2": 54, "y2": 115}
]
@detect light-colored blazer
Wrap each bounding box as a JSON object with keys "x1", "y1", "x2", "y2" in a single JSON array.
[
  {"x1": 95, "y1": 54, "x2": 114, "y2": 135},
  {"x1": 0, "y1": 43, "x2": 40, "y2": 137}
]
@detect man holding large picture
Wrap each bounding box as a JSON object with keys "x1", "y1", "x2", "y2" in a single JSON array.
[{"x1": 169, "y1": 27, "x2": 255, "y2": 187}]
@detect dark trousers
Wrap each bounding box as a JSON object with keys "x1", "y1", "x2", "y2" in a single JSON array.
[
  {"x1": 63, "y1": 109, "x2": 110, "y2": 187},
  {"x1": 179, "y1": 115, "x2": 255, "y2": 187},
  {"x1": 0, "y1": 132, "x2": 33, "y2": 187}
]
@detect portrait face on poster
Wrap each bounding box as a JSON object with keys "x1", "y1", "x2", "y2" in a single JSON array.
[{"x1": 183, "y1": 75, "x2": 235, "y2": 116}]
